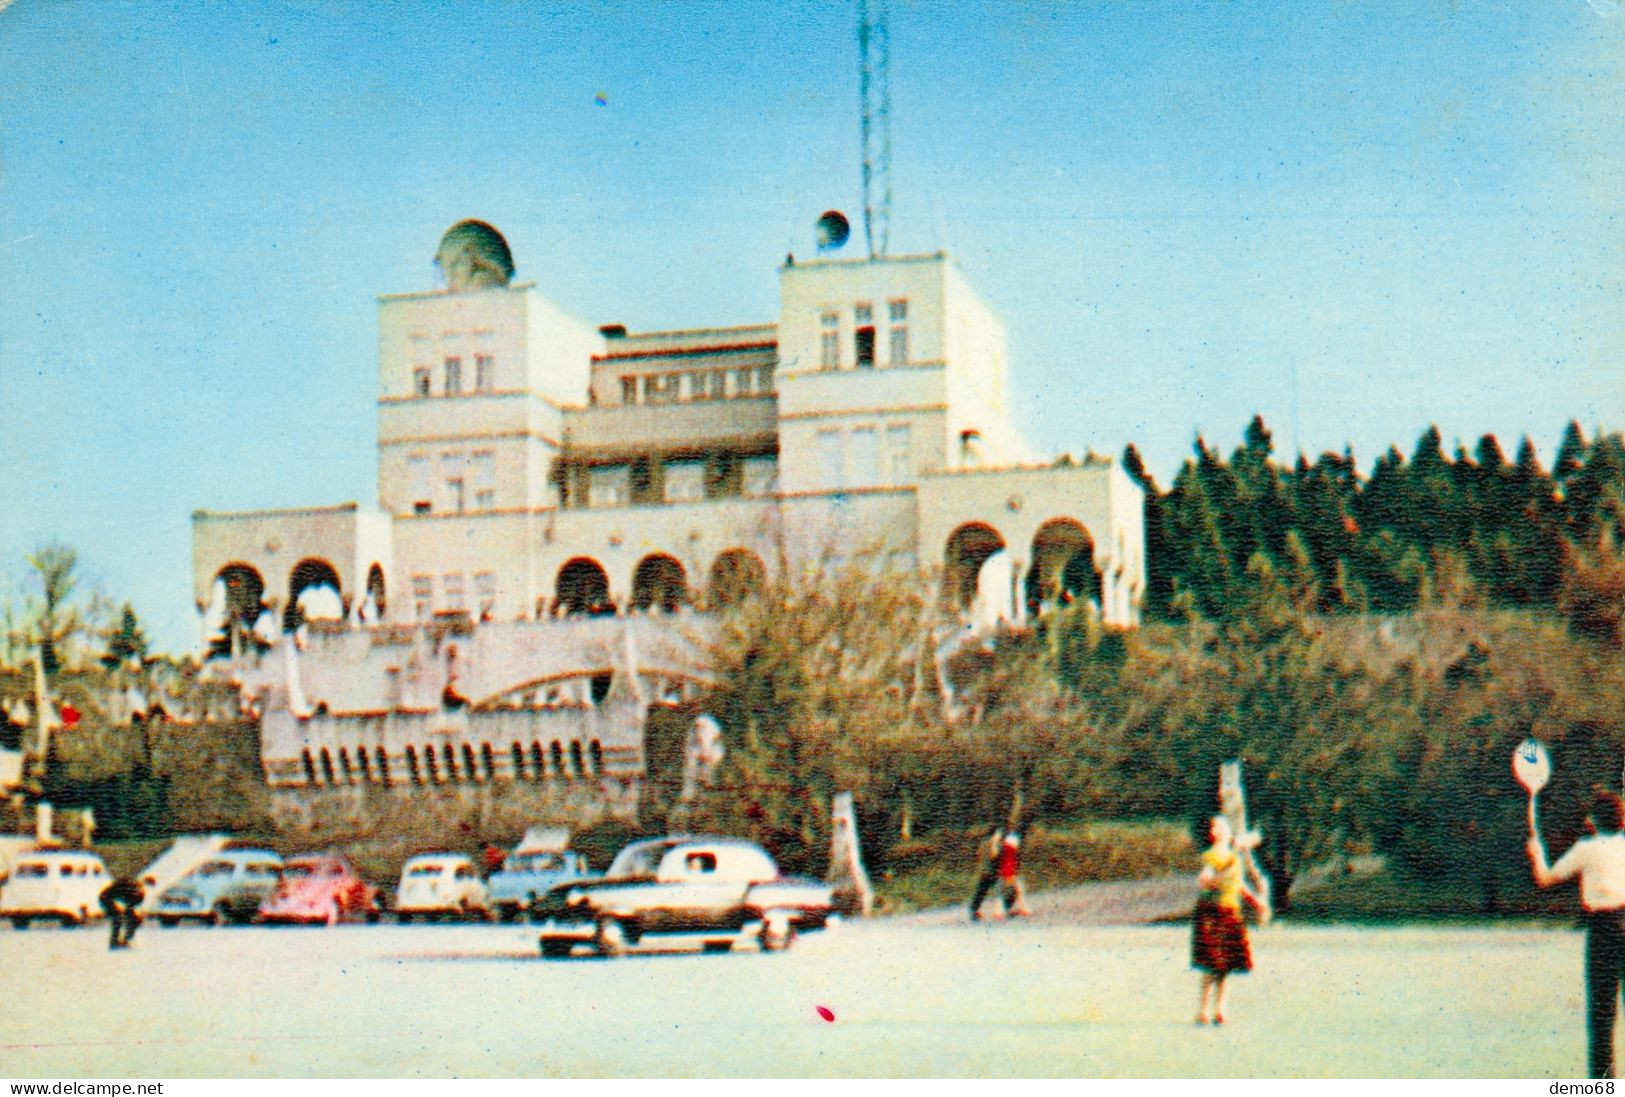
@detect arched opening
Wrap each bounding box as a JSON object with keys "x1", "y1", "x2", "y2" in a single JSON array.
[
  {"x1": 707, "y1": 548, "x2": 766, "y2": 610},
  {"x1": 550, "y1": 741, "x2": 566, "y2": 779},
  {"x1": 442, "y1": 742, "x2": 459, "y2": 781},
  {"x1": 301, "y1": 749, "x2": 317, "y2": 785},
  {"x1": 356, "y1": 749, "x2": 372, "y2": 783},
  {"x1": 319, "y1": 748, "x2": 336, "y2": 785},
  {"x1": 481, "y1": 742, "x2": 496, "y2": 781},
  {"x1": 554, "y1": 557, "x2": 612, "y2": 617},
  {"x1": 424, "y1": 746, "x2": 440, "y2": 783},
  {"x1": 463, "y1": 742, "x2": 480, "y2": 782},
  {"x1": 943, "y1": 523, "x2": 1007, "y2": 611},
  {"x1": 405, "y1": 745, "x2": 422, "y2": 784},
  {"x1": 511, "y1": 742, "x2": 527, "y2": 780},
  {"x1": 285, "y1": 558, "x2": 345, "y2": 633},
  {"x1": 589, "y1": 740, "x2": 604, "y2": 776},
  {"x1": 590, "y1": 672, "x2": 613, "y2": 705},
  {"x1": 207, "y1": 564, "x2": 269, "y2": 660},
  {"x1": 569, "y1": 740, "x2": 586, "y2": 778},
  {"x1": 531, "y1": 741, "x2": 546, "y2": 779},
  {"x1": 631, "y1": 554, "x2": 689, "y2": 613},
  {"x1": 361, "y1": 563, "x2": 387, "y2": 622},
  {"x1": 375, "y1": 747, "x2": 391, "y2": 785},
  {"x1": 1024, "y1": 518, "x2": 1101, "y2": 616},
  {"x1": 337, "y1": 748, "x2": 354, "y2": 783}
]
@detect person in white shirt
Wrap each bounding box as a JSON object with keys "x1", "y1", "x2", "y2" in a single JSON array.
[{"x1": 1530, "y1": 789, "x2": 1625, "y2": 1078}]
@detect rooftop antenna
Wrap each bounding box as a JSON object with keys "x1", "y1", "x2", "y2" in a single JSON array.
[{"x1": 859, "y1": 0, "x2": 892, "y2": 259}]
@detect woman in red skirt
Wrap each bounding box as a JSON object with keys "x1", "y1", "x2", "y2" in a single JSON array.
[{"x1": 1192, "y1": 815, "x2": 1261, "y2": 1025}]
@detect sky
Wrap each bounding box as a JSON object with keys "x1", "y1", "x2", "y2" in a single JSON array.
[{"x1": 2, "y1": 0, "x2": 1621, "y2": 655}]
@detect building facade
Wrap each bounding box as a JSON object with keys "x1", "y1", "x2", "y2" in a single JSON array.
[{"x1": 192, "y1": 221, "x2": 1144, "y2": 824}]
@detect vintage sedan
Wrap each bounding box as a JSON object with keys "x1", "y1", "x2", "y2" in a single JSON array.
[
  {"x1": 488, "y1": 849, "x2": 587, "y2": 922},
  {"x1": 0, "y1": 850, "x2": 110, "y2": 928},
  {"x1": 257, "y1": 854, "x2": 379, "y2": 925},
  {"x1": 535, "y1": 836, "x2": 833, "y2": 958},
  {"x1": 154, "y1": 849, "x2": 283, "y2": 926},
  {"x1": 393, "y1": 854, "x2": 490, "y2": 922}
]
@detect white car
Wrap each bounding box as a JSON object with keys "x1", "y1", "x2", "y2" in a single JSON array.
[
  {"x1": 1, "y1": 850, "x2": 111, "y2": 928},
  {"x1": 393, "y1": 854, "x2": 490, "y2": 922}
]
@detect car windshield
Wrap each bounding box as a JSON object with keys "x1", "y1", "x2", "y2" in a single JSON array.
[
  {"x1": 606, "y1": 844, "x2": 669, "y2": 878},
  {"x1": 197, "y1": 861, "x2": 236, "y2": 877},
  {"x1": 281, "y1": 864, "x2": 316, "y2": 880},
  {"x1": 16, "y1": 864, "x2": 47, "y2": 878}
]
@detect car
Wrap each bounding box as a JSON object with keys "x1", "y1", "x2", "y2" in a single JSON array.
[
  {"x1": 154, "y1": 849, "x2": 283, "y2": 926},
  {"x1": 393, "y1": 854, "x2": 490, "y2": 922},
  {"x1": 534, "y1": 835, "x2": 834, "y2": 959},
  {"x1": 257, "y1": 854, "x2": 379, "y2": 925},
  {"x1": 488, "y1": 849, "x2": 587, "y2": 922},
  {"x1": 0, "y1": 850, "x2": 111, "y2": 928}
]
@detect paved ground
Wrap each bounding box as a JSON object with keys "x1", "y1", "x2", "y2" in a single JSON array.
[{"x1": 0, "y1": 909, "x2": 1594, "y2": 1078}]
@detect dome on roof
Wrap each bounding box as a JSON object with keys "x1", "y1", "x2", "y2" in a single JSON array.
[{"x1": 435, "y1": 220, "x2": 515, "y2": 291}]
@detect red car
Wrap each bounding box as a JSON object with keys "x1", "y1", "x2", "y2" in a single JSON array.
[{"x1": 257, "y1": 854, "x2": 379, "y2": 925}]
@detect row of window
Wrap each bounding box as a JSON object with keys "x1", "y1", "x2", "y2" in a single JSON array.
[
  {"x1": 412, "y1": 354, "x2": 496, "y2": 398},
  {"x1": 406, "y1": 449, "x2": 497, "y2": 514},
  {"x1": 410, "y1": 571, "x2": 497, "y2": 620},
  {"x1": 617, "y1": 363, "x2": 776, "y2": 406},
  {"x1": 820, "y1": 299, "x2": 908, "y2": 370},
  {"x1": 564, "y1": 454, "x2": 777, "y2": 509},
  {"x1": 815, "y1": 423, "x2": 912, "y2": 490},
  {"x1": 298, "y1": 739, "x2": 606, "y2": 786}
]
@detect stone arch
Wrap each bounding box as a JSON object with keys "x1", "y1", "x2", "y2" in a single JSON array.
[
  {"x1": 569, "y1": 741, "x2": 586, "y2": 777},
  {"x1": 707, "y1": 548, "x2": 766, "y2": 609},
  {"x1": 481, "y1": 742, "x2": 496, "y2": 781},
  {"x1": 405, "y1": 745, "x2": 422, "y2": 784},
  {"x1": 209, "y1": 563, "x2": 269, "y2": 658},
  {"x1": 631, "y1": 554, "x2": 689, "y2": 613},
  {"x1": 550, "y1": 741, "x2": 565, "y2": 778},
  {"x1": 530, "y1": 741, "x2": 546, "y2": 779},
  {"x1": 356, "y1": 749, "x2": 372, "y2": 783},
  {"x1": 1024, "y1": 518, "x2": 1100, "y2": 615},
  {"x1": 362, "y1": 563, "x2": 387, "y2": 622},
  {"x1": 301, "y1": 749, "x2": 317, "y2": 785},
  {"x1": 555, "y1": 557, "x2": 612, "y2": 617},
  {"x1": 319, "y1": 748, "x2": 336, "y2": 785},
  {"x1": 463, "y1": 742, "x2": 480, "y2": 782},
  {"x1": 374, "y1": 747, "x2": 391, "y2": 785},
  {"x1": 337, "y1": 748, "x2": 354, "y2": 783},
  {"x1": 943, "y1": 522, "x2": 1007, "y2": 611},
  {"x1": 442, "y1": 742, "x2": 459, "y2": 782},
  {"x1": 286, "y1": 558, "x2": 345, "y2": 633},
  {"x1": 589, "y1": 739, "x2": 604, "y2": 776},
  {"x1": 424, "y1": 746, "x2": 440, "y2": 783},
  {"x1": 511, "y1": 741, "x2": 527, "y2": 780}
]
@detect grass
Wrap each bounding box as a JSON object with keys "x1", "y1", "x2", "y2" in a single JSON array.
[
  {"x1": 872, "y1": 818, "x2": 1195, "y2": 913},
  {"x1": 1285, "y1": 863, "x2": 1583, "y2": 924}
]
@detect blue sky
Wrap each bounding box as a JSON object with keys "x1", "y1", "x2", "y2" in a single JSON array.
[{"x1": 2, "y1": 1, "x2": 1621, "y2": 654}]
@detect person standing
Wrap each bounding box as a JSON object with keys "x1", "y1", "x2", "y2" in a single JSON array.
[
  {"x1": 997, "y1": 831, "x2": 1032, "y2": 917},
  {"x1": 1192, "y1": 816, "x2": 1259, "y2": 1025},
  {"x1": 1529, "y1": 789, "x2": 1625, "y2": 1078},
  {"x1": 968, "y1": 826, "x2": 1004, "y2": 922},
  {"x1": 99, "y1": 876, "x2": 144, "y2": 950}
]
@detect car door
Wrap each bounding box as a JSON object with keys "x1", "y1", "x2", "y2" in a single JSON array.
[{"x1": 652, "y1": 847, "x2": 748, "y2": 932}]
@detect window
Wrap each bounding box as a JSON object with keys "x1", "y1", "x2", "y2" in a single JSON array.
[
  {"x1": 665, "y1": 461, "x2": 705, "y2": 503},
  {"x1": 408, "y1": 455, "x2": 431, "y2": 513},
  {"x1": 817, "y1": 429, "x2": 843, "y2": 491},
  {"x1": 444, "y1": 357, "x2": 462, "y2": 395},
  {"x1": 413, "y1": 367, "x2": 431, "y2": 396},
  {"x1": 629, "y1": 457, "x2": 660, "y2": 505},
  {"x1": 411, "y1": 575, "x2": 433, "y2": 620},
  {"x1": 735, "y1": 367, "x2": 754, "y2": 395},
  {"x1": 474, "y1": 354, "x2": 494, "y2": 392},
  {"x1": 709, "y1": 370, "x2": 727, "y2": 399},
  {"x1": 742, "y1": 456, "x2": 777, "y2": 497},
  {"x1": 886, "y1": 424, "x2": 912, "y2": 482},
  {"x1": 472, "y1": 450, "x2": 495, "y2": 510},
  {"x1": 854, "y1": 326, "x2": 876, "y2": 368},
  {"x1": 441, "y1": 453, "x2": 465, "y2": 514},
  {"x1": 820, "y1": 311, "x2": 840, "y2": 369},
  {"x1": 685, "y1": 852, "x2": 717, "y2": 874},
  {"x1": 689, "y1": 371, "x2": 708, "y2": 400},
  {"x1": 889, "y1": 299, "x2": 909, "y2": 366},
  {"x1": 704, "y1": 452, "x2": 742, "y2": 499},
  {"x1": 475, "y1": 571, "x2": 496, "y2": 620},
  {"x1": 757, "y1": 363, "x2": 775, "y2": 393},
  {"x1": 443, "y1": 573, "x2": 465, "y2": 612},
  {"x1": 850, "y1": 427, "x2": 878, "y2": 486},
  {"x1": 620, "y1": 376, "x2": 637, "y2": 404}
]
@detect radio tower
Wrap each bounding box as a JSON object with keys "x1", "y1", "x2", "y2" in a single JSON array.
[{"x1": 859, "y1": 0, "x2": 892, "y2": 259}]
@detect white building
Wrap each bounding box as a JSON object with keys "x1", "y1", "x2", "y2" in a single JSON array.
[{"x1": 192, "y1": 221, "x2": 1144, "y2": 817}]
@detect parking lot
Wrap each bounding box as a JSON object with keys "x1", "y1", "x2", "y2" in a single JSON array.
[{"x1": 0, "y1": 916, "x2": 1592, "y2": 1077}]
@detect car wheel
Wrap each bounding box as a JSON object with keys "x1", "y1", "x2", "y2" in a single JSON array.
[
  {"x1": 324, "y1": 900, "x2": 340, "y2": 927},
  {"x1": 59, "y1": 912, "x2": 80, "y2": 929},
  {"x1": 497, "y1": 904, "x2": 519, "y2": 924},
  {"x1": 702, "y1": 940, "x2": 734, "y2": 954},
  {"x1": 594, "y1": 917, "x2": 628, "y2": 958},
  {"x1": 209, "y1": 904, "x2": 229, "y2": 927},
  {"x1": 760, "y1": 913, "x2": 796, "y2": 952},
  {"x1": 159, "y1": 916, "x2": 179, "y2": 928},
  {"x1": 11, "y1": 917, "x2": 31, "y2": 930},
  {"x1": 540, "y1": 937, "x2": 573, "y2": 959},
  {"x1": 396, "y1": 910, "x2": 413, "y2": 925}
]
